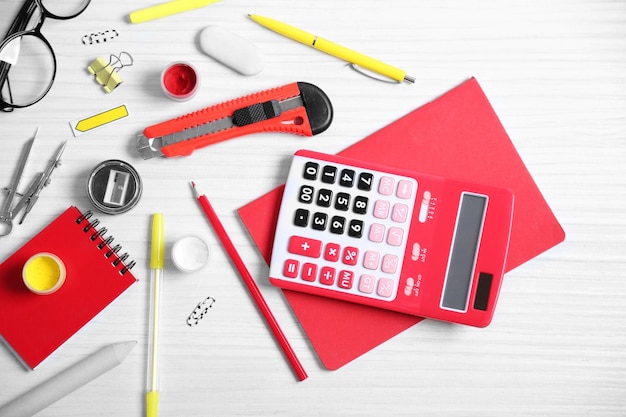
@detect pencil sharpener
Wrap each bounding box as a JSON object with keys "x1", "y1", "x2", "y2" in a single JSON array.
[{"x1": 87, "y1": 160, "x2": 142, "y2": 214}]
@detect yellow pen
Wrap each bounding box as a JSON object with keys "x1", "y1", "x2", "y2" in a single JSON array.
[
  {"x1": 146, "y1": 214, "x2": 164, "y2": 417},
  {"x1": 129, "y1": 0, "x2": 221, "y2": 24},
  {"x1": 249, "y1": 14, "x2": 415, "y2": 84}
]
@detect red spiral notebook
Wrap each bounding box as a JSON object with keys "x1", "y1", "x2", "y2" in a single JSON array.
[
  {"x1": 238, "y1": 78, "x2": 565, "y2": 370},
  {"x1": 0, "y1": 206, "x2": 138, "y2": 369}
]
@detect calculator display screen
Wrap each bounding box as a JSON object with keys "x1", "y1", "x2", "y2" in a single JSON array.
[{"x1": 440, "y1": 193, "x2": 488, "y2": 312}]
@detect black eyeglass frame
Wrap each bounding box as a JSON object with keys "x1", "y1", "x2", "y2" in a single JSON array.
[{"x1": 0, "y1": 0, "x2": 91, "y2": 111}]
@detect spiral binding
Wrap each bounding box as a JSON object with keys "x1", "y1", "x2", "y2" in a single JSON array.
[{"x1": 75, "y1": 210, "x2": 136, "y2": 275}]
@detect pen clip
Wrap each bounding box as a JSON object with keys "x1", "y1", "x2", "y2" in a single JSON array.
[{"x1": 346, "y1": 63, "x2": 403, "y2": 84}]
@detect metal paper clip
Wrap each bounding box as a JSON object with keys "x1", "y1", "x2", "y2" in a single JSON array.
[
  {"x1": 187, "y1": 296, "x2": 216, "y2": 326},
  {"x1": 87, "y1": 51, "x2": 134, "y2": 93},
  {"x1": 0, "y1": 128, "x2": 67, "y2": 237}
]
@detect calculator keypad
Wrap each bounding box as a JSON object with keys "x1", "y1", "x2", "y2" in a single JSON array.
[{"x1": 270, "y1": 153, "x2": 418, "y2": 302}]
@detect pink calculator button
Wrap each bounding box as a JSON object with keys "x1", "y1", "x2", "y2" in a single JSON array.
[
  {"x1": 382, "y1": 254, "x2": 399, "y2": 274},
  {"x1": 337, "y1": 270, "x2": 354, "y2": 289},
  {"x1": 396, "y1": 180, "x2": 413, "y2": 199},
  {"x1": 301, "y1": 263, "x2": 317, "y2": 282},
  {"x1": 373, "y1": 200, "x2": 390, "y2": 219},
  {"x1": 391, "y1": 203, "x2": 409, "y2": 223},
  {"x1": 359, "y1": 274, "x2": 376, "y2": 294},
  {"x1": 387, "y1": 227, "x2": 404, "y2": 246},
  {"x1": 288, "y1": 236, "x2": 322, "y2": 258},
  {"x1": 377, "y1": 278, "x2": 394, "y2": 298},
  {"x1": 378, "y1": 176, "x2": 394, "y2": 195},
  {"x1": 369, "y1": 223, "x2": 385, "y2": 242},
  {"x1": 283, "y1": 259, "x2": 299, "y2": 278},
  {"x1": 363, "y1": 250, "x2": 380, "y2": 270}
]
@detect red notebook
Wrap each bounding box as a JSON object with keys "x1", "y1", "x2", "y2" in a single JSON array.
[
  {"x1": 0, "y1": 206, "x2": 138, "y2": 369},
  {"x1": 238, "y1": 78, "x2": 565, "y2": 370}
]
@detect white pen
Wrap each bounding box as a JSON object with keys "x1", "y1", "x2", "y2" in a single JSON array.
[{"x1": 0, "y1": 341, "x2": 136, "y2": 417}]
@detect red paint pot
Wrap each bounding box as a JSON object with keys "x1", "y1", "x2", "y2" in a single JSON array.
[{"x1": 161, "y1": 62, "x2": 199, "y2": 101}]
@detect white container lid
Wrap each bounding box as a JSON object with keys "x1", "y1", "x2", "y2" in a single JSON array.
[{"x1": 171, "y1": 235, "x2": 209, "y2": 273}]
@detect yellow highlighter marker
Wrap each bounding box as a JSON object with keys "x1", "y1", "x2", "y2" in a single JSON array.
[
  {"x1": 71, "y1": 104, "x2": 129, "y2": 136},
  {"x1": 146, "y1": 214, "x2": 165, "y2": 417},
  {"x1": 129, "y1": 0, "x2": 221, "y2": 24},
  {"x1": 249, "y1": 14, "x2": 415, "y2": 84}
]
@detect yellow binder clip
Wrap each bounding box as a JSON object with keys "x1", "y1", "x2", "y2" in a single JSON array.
[{"x1": 87, "y1": 52, "x2": 133, "y2": 93}]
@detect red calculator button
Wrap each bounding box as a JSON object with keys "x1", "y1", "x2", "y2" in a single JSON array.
[
  {"x1": 337, "y1": 270, "x2": 354, "y2": 289},
  {"x1": 301, "y1": 263, "x2": 318, "y2": 282},
  {"x1": 324, "y1": 243, "x2": 340, "y2": 262},
  {"x1": 288, "y1": 236, "x2": 322, "y2": 258},
  {"x1": 320, "y1": 266, "x2": 336, "y2": 285},
  {"x1": 283, "y1": 259, "x2": 299, "y2": 278},
  {"x1": 342, "y1": 246, "x2": 359, "y2": 265}
]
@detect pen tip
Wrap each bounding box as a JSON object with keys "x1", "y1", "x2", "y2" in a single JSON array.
[{"x1": 190, "y1": 181, "x2": 196, "y2": 188}]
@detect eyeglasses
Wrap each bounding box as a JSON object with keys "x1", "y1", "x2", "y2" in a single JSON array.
[{"x1": 0, "y1": 0, "x2": 91, "y2": 112}]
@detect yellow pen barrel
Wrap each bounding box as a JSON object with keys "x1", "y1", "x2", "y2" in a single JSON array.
[
  {"x1": 249, "y1": 15, "x2": 316, "y2": 44},
  {"x1": 313, "y1": 37, "x2": 408, "y2": 83}
]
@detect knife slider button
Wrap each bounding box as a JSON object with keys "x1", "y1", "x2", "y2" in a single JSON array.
[{"x1": 232, "y1": 100, "x2": 282, "y2": 127}]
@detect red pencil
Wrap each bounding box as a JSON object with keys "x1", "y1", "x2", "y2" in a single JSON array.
[{"x1": 190, "y1": 181, "x2": 308, "y2": 382}]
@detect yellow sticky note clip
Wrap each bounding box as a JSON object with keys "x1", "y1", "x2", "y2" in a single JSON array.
[{"x1": 87, "y1": 52, "x2": 133, "y2": 93}]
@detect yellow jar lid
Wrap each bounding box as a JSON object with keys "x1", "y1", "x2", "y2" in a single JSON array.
[{"x1": 22, "y1": 252, "x2": 66, "y2": 295}]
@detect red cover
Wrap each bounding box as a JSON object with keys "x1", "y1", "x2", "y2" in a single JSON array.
[
  {"x1": 238, "y1": 78, "x2": 565, "y2": 370},
  {"x1": 0, "y1": 206, "x2": 137, "y2": 369}
]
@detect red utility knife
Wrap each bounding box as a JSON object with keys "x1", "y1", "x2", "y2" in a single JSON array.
[{"x1": 136, "y1": 82, "x2": 333, "y2": 159}]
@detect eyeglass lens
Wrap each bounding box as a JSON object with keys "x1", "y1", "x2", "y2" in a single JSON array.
[{"x1": 0, "y1": 0, "x2": 91, "y2": 109}]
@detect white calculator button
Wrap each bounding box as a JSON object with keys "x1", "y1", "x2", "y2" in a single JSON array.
[{"x1": 378, "y1": 176, "x2": 395, "y2": 195}]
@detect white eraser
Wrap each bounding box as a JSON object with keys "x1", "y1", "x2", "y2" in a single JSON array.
[{"x1": 198, "y1": 25, "x2": 264, "y2": 76}]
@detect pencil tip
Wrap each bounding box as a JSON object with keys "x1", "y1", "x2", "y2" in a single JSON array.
[{"x1": 190, "y1": 181, "x2": 196, "y2": 188}]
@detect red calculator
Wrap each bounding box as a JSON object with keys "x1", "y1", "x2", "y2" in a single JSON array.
[{"x1": 269, "y1": 150, "x2": 514, "y2": 327}]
